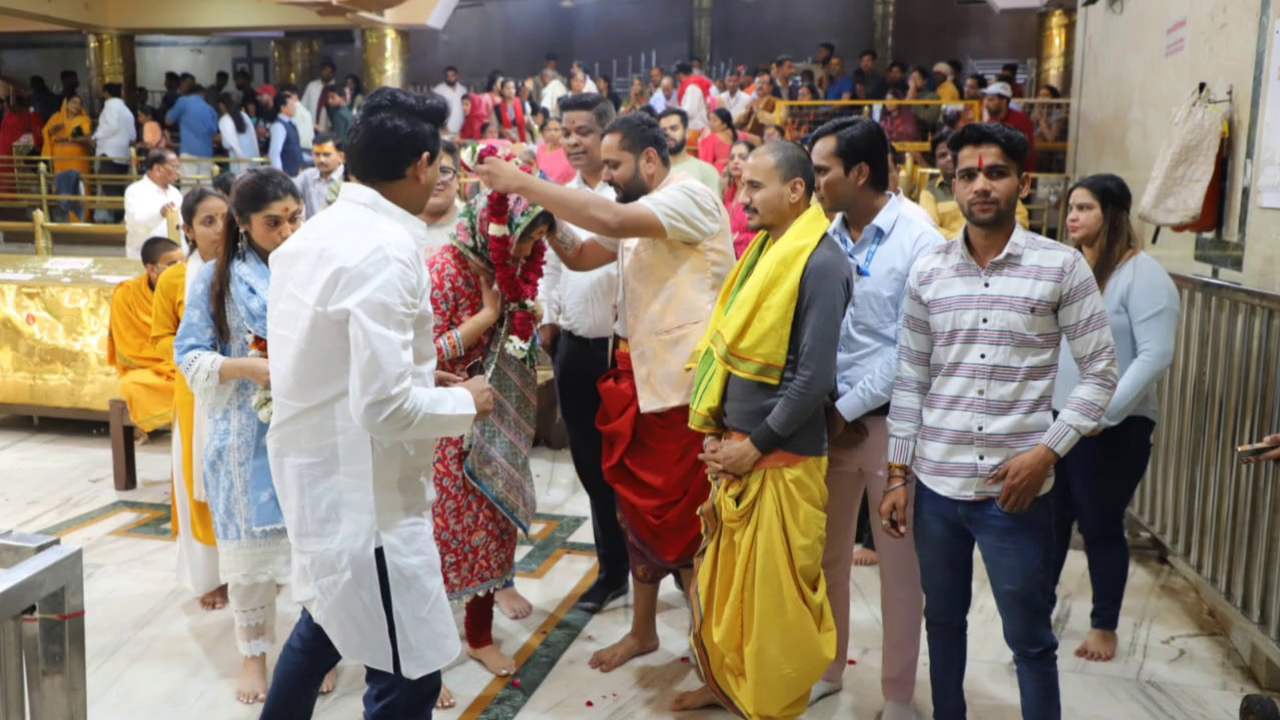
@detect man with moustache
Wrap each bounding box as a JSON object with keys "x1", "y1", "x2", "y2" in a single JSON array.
[
  {"x1": 807, "y1": 116, "x2": 944, "y2": 720},
  {"x1": 677, "y1": 141, "x2": 850, "y2": 720},
  {"x1": 534, "y1": 93, "x2": 631, "y2": 613},
  {"x1": 432, "y1": 66, "x2": 468, "y2": 137},
  {"x1": 477, "y1": 113, "x2": 733, "y2": 674}
]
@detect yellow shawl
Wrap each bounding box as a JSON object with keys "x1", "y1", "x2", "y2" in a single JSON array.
[{"x1": 688, "y1": 203, "x2": 830, "y2": 434}]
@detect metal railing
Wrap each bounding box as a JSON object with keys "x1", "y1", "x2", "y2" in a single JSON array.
[
  {"x1": 0, "y1": 531, "x2": 86, "y2": 720},
  {"x1": 1134, "y1": 274, "x2": 1280, "y2": 671}
]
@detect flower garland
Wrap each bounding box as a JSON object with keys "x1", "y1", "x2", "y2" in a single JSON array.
[
  {"x1": 473, "y1": 144, "x2": 547, "y2": 366},
  {"x1": 246, "y1": 332, "x2": 272, "y2": 423}
]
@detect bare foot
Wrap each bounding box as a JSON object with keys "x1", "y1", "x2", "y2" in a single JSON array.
[
  {"x1": 320, "y1": 667, "x2": 337, "y2": 694},
  {"x1": 1075, "y1": 628, "x2": 1118, "y2": 662},
  {"x1": 495, "y1": 586, "x2": 533, "y2": 620},
  {"x1": 136, "y1": 431, "x2": 150, "y2": 446},
  {"x1": 672, "y1": 684, "x2": 722, "y2": 712},
  {"x1": 235, "y1": 654, "x2": 268, "y2": 704},
  {"x1": 588, "y1": 632, "x2": 659, "y2": 673},
  {"x1": 199, "y1": 584, "x2": 228, "y2": 611},
  {"x1": 467, "y1": 644, "x2": 516, "y2": 676},
  {"x1": 853, "y1": 547, "x2": 878, "y2": 566},
  {"x1": 435, "y1": 684, "x2": 457, "y2": 709}
]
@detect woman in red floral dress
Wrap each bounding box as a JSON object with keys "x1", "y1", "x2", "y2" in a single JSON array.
[{"x1": 428, "y1": 179, "x2": 552, "y2": 708}]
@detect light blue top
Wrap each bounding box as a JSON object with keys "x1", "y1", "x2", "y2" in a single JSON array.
[
  {"x1": 832, "y1": 193, "x2": 946, "y2": 422},
  {"x1": 166, "y1": 94, "x2": 218, "y2": 158},
  {"x1": 1053, "y1": 252, "x2": 1180, "y2": 427}
]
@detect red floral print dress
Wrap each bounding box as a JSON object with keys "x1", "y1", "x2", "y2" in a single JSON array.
[{"x1": 428, "y1": 245, "x2": 518, "y2": 601}]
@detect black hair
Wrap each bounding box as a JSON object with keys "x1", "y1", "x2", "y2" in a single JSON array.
[
  {"x1": 312, "y1": 132, "x2": 337, "y2": 149},
  {"x1": 321, "y1": 59, "x2": 336, "y2": 72},
  {"x1": 486, "y1": 70, "x2": 504, "y2": 94},
  {"x1": 675, "y1": 62, "x2": 693, "y2": 76},
  {"x1": 968, "y1": 74, "x2": 988, "y2": 89},
  {"x1": 216, "y1": 70, "x2": 229, "y2": 80},
  {"x1": 819, "y1": 42, "x2": 835, "y2": 55},
  {"x1": 103, "y1": 83, "x2": 122, "y2": 98},
  {"x1": 808, "y1": 116, "x2": 890, "y2": 192},
  {"x1": 180, "y1": 72, "x2": 195, "y2": 82},
  {"x1": 889, "y1": 61, "x2": 907, "y2": 74},
  {"x1": 711, "y1": 108, "x2": 737, "y2": 140},
  {"x1": 910, "y1": 66, "x2": 929, "y2": 81},
  {"x1": 480, "y1": 121, "x2": 494, "y2": 135},
  {"x1": 218, "y1": 93, "x2": 247, "y2": 134},
  {"x1": 273, "y1": 90, "x2": 294, "y2": 115},
  {"x1": 344, "y1": 87, "x2": 443, "y2": 184},
  {"x1": 324, "y1": 84, "x2": 343, "y2": 99},
  {"x1": 774, "y1": 54, "x2": 793, "y2": 67},
  {"x1": 658, "y1": 107, "x2": 689, "y2": 130},
  {"x1": 545, "y1": 52, "x2": 559, "y2": 63},
  {"x1": 860, "y1": 49, "x2": 877, "y2": 60},
  {"x1": 141, "y1": 236, "x2": 181, "y2": 266},
  {"x1": 947, "y1": 59, "x2": 963, "y2": 77},
  {"x1": 445, "y1": 65, "x2": 458, "y2": 74},
  {"x1": 165, "y1": 71, "x2": 180, "y2": 82},
  {"x1": 30, "y1": 76, "x2": 47, "y2": 90},
  {"x1": 210, "y1": 167, "x2": 301, "y2": 343},
  {"x1": 930, "y1": 129, "x2": 952, "y2": 156},
  {"x1": 946, "y1": 122, "x2": 1029, "y2": 175},
  {"x1": 345, "y1": 74, "x2": 364, "y2": 98},
  {"x1": 234, "y1": 69, "x2": 251, "y2": 80},
  {"x1": 800, "y1": 69, "x2": 816, "y2": 83},
  {"x1": 754, "y1": 141, "x2": 816, "y2": 199},
  {"x1": 419, "y1": 93, "x2": 451, "y2": 128},
  {"x1": 1068, "y1": 173, "x2": 1140, "y2": 292},
  {"x1": 60, "y1": 69, "x2": 77, "y2": 81},
  {"x1": 1041, "y1": 84, "x2": 1062, "y2": 99},
  {"x1": 212, "y1": 171, "x2": 235, "y2": 197},
  {"x1": 143, "y1": 148, "x2": 176, "y2": 173},
  {"x1": 1002, "y1": 62, "x2": 1019, "y2": 75},
  {"x1": 440, "y1": 139, "x2": 460, "y2": 169},
  {"x1": 603, "y1": 113, "x2": 670, "y2": 168},
  {"x1": 636, "y1": 105, "x2": 657, "y2": 118},
  {"x1": 559, "y1": 92, "x2": 617, "y2": 131},
  {"x1": 180, "y1": 187, "x2": 226, "y2": 253}
]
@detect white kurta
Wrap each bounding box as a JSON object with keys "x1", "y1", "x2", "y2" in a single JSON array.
[
  {"x1": 266, "y1": 182, "x2": 476, "y2": 680},
  {"x1": 123, "y1": 176, "x2": 183, "y2": 260}
]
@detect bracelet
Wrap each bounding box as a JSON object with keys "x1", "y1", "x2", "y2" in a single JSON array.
[
  {"x1": 885, "y1": 480, "x2": 911, "y2": 494},
  {"x1": 888, "y1": 462, "x2": 910, "y2": 475}
]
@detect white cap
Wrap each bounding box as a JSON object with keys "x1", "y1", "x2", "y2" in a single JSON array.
[
  {"x1": 932, "y1": 62, "x2": 954, "y2": 78},
  {"x1": 982, "y1": 81, "x2": 1013, "y2": 99}
]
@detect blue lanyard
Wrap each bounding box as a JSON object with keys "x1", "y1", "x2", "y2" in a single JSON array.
[{"x1": 856, "y1": 229, "x2": 885, "y2": 277}]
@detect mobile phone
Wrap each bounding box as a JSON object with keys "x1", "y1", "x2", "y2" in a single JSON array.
[{"x1": 1237, "y1": 441, "x2": 1277, "y2": 461}]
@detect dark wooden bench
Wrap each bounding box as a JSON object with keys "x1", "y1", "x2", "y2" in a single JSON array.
[{"x1": 0, "y1": 401, "x2": 136, "y2": 491}]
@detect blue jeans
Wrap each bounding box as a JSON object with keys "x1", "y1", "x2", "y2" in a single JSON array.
[
  {"x1": 1052, "y1": 416, "x2": 1155, "y2": 631},
  {"x1": 915, "y1": 483, "x2": 1060, "y2": 720},
  {"x1": 259, "y1": 549, "x2": 443, "y2": 720}
]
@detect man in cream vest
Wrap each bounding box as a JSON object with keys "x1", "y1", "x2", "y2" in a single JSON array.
[{"x1": 477, "y1": 113, "x2": 733, "y2": 673}]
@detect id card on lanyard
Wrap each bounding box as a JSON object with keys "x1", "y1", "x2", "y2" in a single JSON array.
[{"x1": 856, "y1": 229, "x2": 886, "y2": 278}]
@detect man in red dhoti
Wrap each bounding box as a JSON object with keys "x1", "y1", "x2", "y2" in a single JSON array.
[{"x1": 477, "y1": 112, "x2": 734, "y2": 671}]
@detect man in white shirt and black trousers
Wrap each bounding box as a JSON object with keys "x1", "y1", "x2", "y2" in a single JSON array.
[
  {"x1": 536, "y1": 93, "x2": 631, "y2": 612},
  {"x1": 93, "y1": 82, "x2": 136, "y2": 222},
  {"x1": 261, "y1": 87, "x2": 495, "y2": 719}
]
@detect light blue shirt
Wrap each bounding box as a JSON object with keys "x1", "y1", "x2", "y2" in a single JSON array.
[
  {"x1": 833, "y1": 194, "x2": 946, "y2": 422},
  {"x1": 166, "y1": 94, "x2": 218, "y2": 158},
  {"x1": 1053, "y1": 252, "x2": 1179, "y2": 427}
]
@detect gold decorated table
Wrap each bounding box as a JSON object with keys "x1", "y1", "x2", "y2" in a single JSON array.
[{"x1": 0, "y1": 255, "x2": 137, "y2": 414}]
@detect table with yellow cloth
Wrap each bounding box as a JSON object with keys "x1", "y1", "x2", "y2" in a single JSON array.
[{"x1": 0, "y1": 255, "x2": 138, "y2": 414}]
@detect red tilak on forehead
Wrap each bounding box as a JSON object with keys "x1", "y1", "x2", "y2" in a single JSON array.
[{"x1": 978, "y1": 154, "x2": 984, "y2": 170}]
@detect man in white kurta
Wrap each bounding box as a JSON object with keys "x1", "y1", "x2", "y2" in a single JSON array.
[
  {"x1": 123, "y1": 149, "x2": 183, "y2": 260},
  {"x1": 262, "y1": 87, "x2": 494, "y2": 719}
]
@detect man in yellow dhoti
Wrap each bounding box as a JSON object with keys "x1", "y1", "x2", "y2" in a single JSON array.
[
  {"x1": 676, "y1": 141, "x2": 852, "y2": 719},
  {"x1": 108, "y1": 236, "x2": 184, "y2": 435}
]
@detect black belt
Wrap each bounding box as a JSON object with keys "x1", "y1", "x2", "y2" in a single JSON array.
[{"x1": 865, "y1": 403, "x2": 890, "y2": 417}]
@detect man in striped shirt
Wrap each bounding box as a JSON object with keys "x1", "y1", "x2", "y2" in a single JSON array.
[{"x1": 880, "y1": 123, "x2": 1118, "y2": 720}]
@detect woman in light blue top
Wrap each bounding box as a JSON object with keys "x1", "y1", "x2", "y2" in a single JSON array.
[
  {"x1": 174, "y1": 167, "x2": 310, "y2": 704},
  {"x1": 1051, "y1": 173, "x2": 1181, "y2": 664}
]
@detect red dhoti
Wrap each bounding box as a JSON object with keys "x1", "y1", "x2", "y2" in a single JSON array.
[{"x1": 597, "y1": 349, "x2": 709, "y2": 584}]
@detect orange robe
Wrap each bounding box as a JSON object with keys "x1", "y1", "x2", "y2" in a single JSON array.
[{"x1": 108, "y1": 273, "x2": 175, "y2": 432}]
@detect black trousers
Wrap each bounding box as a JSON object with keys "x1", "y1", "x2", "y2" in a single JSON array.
[
  {"x1": 97, "y1": 159, "x2": 130, "y2": 222},
  {"x1": 553, "y1": 331, "x2": 629, "y2": 584}
]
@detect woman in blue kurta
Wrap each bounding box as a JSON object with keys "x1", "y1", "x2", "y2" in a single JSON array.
[{"x1": 175, "y1": 167, "x2": 303, "y2": 705}]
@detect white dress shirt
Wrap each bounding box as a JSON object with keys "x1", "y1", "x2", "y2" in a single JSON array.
[
  {"x1": 123, "y1": 175, "x2": 183, "y2": 260},
  {"x1": 431, "y1": 82, "x2": 468, "y2": 135},
  {"x1": 93, "y1": 97, "x2": 136, "y2": 161},
  {"x1": 294, "y1": 103, "x2": 316, "y2": 149},
  {"x1": 888, "y1": 226, "x2": 1118, "y2": 499},
  {"x1": 681, "y1": 84, "x2": 709, "y2": 132},
  {"x1": 830, "y1": 196, "x2": 945, "y2": 423},
  {"x1": 301, "y1": 79, "x2": 328, "y2": 132},
  {"x1": 537, "y1": 174, "x2": 617, "y2": 339},
  {"x1": 540, "y1": 79, "x2": 568, "y2": 115},
  {"x1": 267, "y1": 182, "x2": 476, "y2": 680},
  {"x1": 719, "y1": 90, "x2": 751, "y2": 124}
]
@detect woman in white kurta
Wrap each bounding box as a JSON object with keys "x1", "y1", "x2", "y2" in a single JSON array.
[{"x1": 174, "y1": 167, "x2": 303, "y2": 705}]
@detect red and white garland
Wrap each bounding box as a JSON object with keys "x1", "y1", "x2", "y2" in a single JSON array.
[{"x1": 471, "y1": 144, "x2": 547, "y2": 365}]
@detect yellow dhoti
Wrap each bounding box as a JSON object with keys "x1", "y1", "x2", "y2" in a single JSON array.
[
  {"x1": 118, "y1": 367, "x2": 175, "y2": 432},
  {"x1": 110, "y1": 272, "x2": 176, "y2": 432},
  {"x1": 690, "y1": 451, "x2": 836, "y2": 720}
]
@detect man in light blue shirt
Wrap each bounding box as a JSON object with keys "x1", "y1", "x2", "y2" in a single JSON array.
[
  {"x1": 806, "y1": 117, "x2": 944, "y2": 720},
  {"x1": 165, "y1": 86, "x2": 218, "y2": 184}
]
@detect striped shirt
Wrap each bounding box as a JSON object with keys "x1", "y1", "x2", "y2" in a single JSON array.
[{"x1": 887, "y1": 226, "x2": 1118, "y2": 499}]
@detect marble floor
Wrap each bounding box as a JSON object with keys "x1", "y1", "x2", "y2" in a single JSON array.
[{"x1": 0, "y1": 413, "x2": 1264, "y2": 719}]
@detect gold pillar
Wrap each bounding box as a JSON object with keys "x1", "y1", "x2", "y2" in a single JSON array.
[
  {"x1": 873, "y1": 0, "x2": 895, "y2": 69},
  {"x1": 271, "y1": 38, "x2": 320, "y2": 88},
  {"x1": 86, "y1": 33, "x2": 136, "y2": 109},
  {"x1": 362, "y1": 28, "x2": 409, "y2": 90},
  {"x1": 1036, "y1": 8, "x2": 1075, "y2": 94}
]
